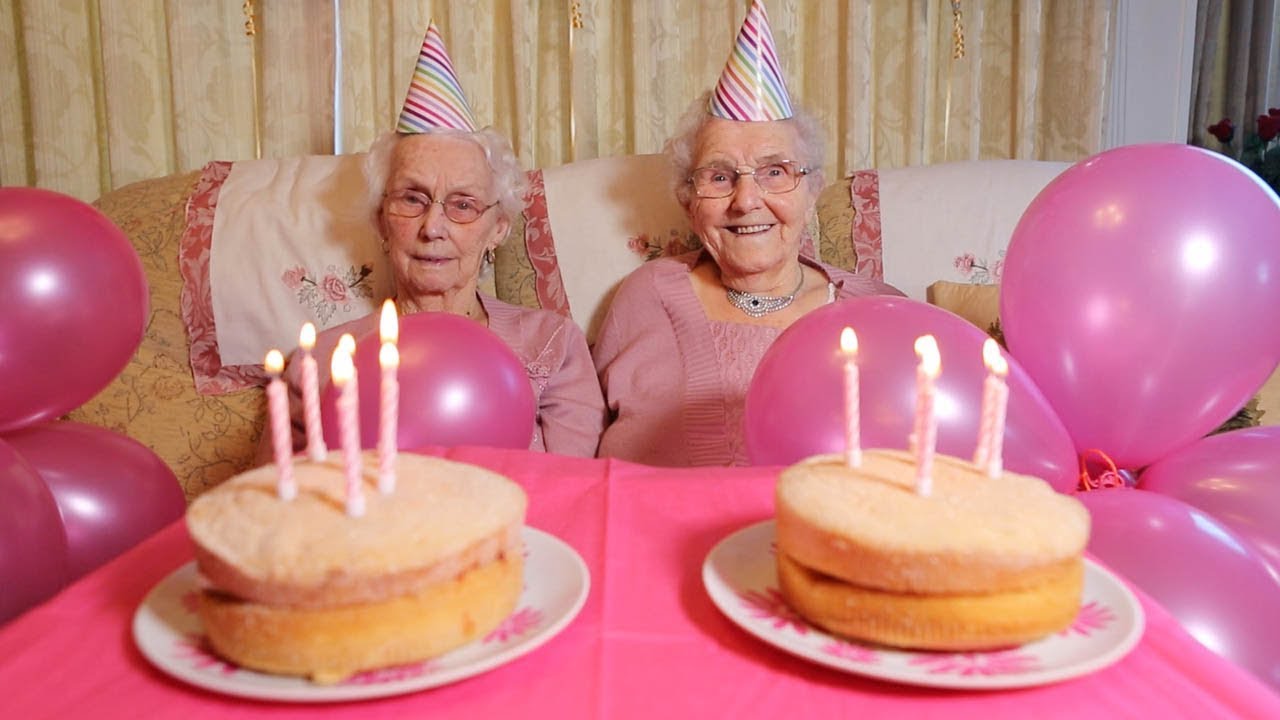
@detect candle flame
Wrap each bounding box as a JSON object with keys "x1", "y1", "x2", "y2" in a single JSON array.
[
  {"x1": 982, "y1": 338, "x2": 1008, "y2": 376},
  {"x1": 380, "y1": 299, "x2": 399, "y2": 344},
  {"x1": 337, "y1": 333, "x2": 356, "y2": 356},
  {"x1": 264, "y1": 349, "x2": 284, "y2": 375},
  {"x1": 299, "y1": 322, "x2": 316, "y2": 350},
  {"x1": 914, "y1": 335, "x2": 941, "y2": 377},
  {"x1": 380, "y1": 341, "x2": 400, "y2": 369},
  {"x1": 840, "y1": 326, "x2": 858, "y2": 355},
  {"x1": 331, "y1": 346, "x2": 353, "y2": 385}
]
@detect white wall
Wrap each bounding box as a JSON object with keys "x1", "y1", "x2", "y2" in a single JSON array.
[{"x1": 1105, "y1": 0, "x2": 1198, "y2": 148}]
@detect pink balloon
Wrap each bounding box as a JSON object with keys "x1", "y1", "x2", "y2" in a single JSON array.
[
  {"x1": 744, "y1": 296, "x2": 1079, "y2": 492},
  {"x1": 0, "y1": 188, "x2": 148, "y2": 434},
  {"x1": 1139, "y1": 426, "x2": 1280, "y2": 577},
  {"x1": 4, "y1": 421, "x2": 184, "y2": 580},
  {"x1": 0, "y1": 436, "x2": 69, "y2": 625},
  {"x1": 1080, "y1": 489, "x2": 1280, "y2": 691},
  {"x1": 321, "y1": 312, "x2": 535, "y2": 451},
  {"x1": 1001, "y1": 144, "x2": 1280, "y2": 470}
]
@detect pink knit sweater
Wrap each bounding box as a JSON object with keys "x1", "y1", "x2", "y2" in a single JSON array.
[{"x1": 592, "y1": 251, "x2": 903, "y2": 466}]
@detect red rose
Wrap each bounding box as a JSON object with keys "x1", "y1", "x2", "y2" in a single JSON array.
[
  {"x1": 280, "y1": 265, "x2": 306, "y2": 289},
  {"x1": 322, "y1": 274, "x2": 348, "y2": 302},
  {"x1": 1257, "y1": 114, "x2": 1280, "y2": 142},
  {"x1": 1207, "y1": 118, "x2": 1235, "y2": 143}
]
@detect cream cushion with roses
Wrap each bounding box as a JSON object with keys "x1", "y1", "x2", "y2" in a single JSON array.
[{"x1": 185, "y1": 155, "x2": 393, "y2": 394}]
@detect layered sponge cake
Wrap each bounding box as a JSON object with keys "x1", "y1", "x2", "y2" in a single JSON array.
[
  {"x1": 775, "y1": 449, "x2": 1089, "y2": 650},
  {"x1": 186, "y1": 451, "x2": 527, "y2": 682}
]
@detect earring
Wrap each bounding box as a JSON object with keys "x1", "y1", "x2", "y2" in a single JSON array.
[{"x1": 484, "y1": 247, "x2": 496, "y2": 266}]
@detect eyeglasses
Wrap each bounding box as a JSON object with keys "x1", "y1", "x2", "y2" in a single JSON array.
[
  {"x1": 383, "y1": 189, "x2": 498, "y2": 224},
  {"x1": 687, "y1": 160, "x2": 810, "y2": 199}
]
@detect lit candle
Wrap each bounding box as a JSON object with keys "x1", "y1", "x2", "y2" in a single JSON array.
[
  {"x1": 331, "y1": 338, "x2": 365, "y2": 517},
  {"x1": 298, "y1": 323, "x2": 327, "y2": 462},
  {"x1": 913, "y1": 335, "x2": 941, "y2": 496},
  {"x1": 980, "y1": 339, "x2": 1009, "y2": 477},
  {"x1": 378, "y1": 300, "x2": 399, "y2": 494},
  {"x1": 840, "y1": 327, "x2": 861, "y2": 467},
  {"x1": 264, "y1": 349, "x2": 295, "y2": 501}
]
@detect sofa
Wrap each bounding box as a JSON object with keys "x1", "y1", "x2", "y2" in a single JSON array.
[{"x1": 70, "y1": 154, "x2": 1280, "y2": 500}]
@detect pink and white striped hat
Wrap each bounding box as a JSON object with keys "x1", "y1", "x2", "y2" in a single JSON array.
[
  {"x1": 396, "y1": 21, "x2": 478, "y2": 133},
  {"x1": 709, "y1": 0, "x2": 794, "y2": 122}
]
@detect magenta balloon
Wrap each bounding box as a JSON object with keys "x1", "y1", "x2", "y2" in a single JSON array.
[
  {"x1": 321, "y1": 312, "x2": 535, "y2": 451},
  {"x1": 1001, "y1": 144, "x2": 1280, "y2": 470},
  {"x1": 1139, "y1": 426, "x2": 1280, "y2": 577},
  {"x1": 0, "y1": 188, "x2": 148, "y2": 434},
  {"x1": 1080, "y1": 489, "x2": 1280, "y2": 691},
  {"x1": 744, "y1": 296, "x2": 1079, "y2": 492},
  {"x1": 3, "y1": 421, "x2": 184, "y2": 581},
  {"x1": 0, "y1": 436, "x2": 69, "y2": 625}
]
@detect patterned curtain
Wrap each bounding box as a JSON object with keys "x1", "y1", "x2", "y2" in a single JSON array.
[{"x1": 1, "y1": 0, "x2": 1112, "y2": 202}]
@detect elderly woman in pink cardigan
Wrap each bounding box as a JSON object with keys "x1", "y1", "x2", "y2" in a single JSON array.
[
  {"x1": 259, "y1": 25, "x2": 605, "y2": 462},
  {"x1": 591, "y1": 85, "x2": 902, "y2": 466}
]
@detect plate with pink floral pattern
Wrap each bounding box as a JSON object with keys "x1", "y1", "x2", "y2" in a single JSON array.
[
  {"x1": 133, "y1": 527, "x2": 589, "y2": 702},
  {"x1": 703, "y1": 520, "x2": 1144, "y2": 690}
]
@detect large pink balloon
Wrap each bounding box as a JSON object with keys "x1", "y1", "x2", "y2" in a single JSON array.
[
  {"x1": 744, "y1": 296, "x2": 1079, "y2": 492},
  {"x1": 1001, "y1": 144, "x2": 1280, "y2": 470},
  {"x1": 1080, "y1": 489, "x2": 1280, "y2": 692},
  {"x1": 1139, "y1": 426, "x2": 1280, "y2": 577},
  {"x1": 321, "y1": 312, "x2": 535, "y2": 451},
  {"x1": 4, "y1": 421, "x2": 184, "y2": 580},
  {"x1": 0, "y1": 188, "x2": 148, "y2": 434},
  {"x1": 0, "y1": 437, "x2": 69, "y2": 625}
]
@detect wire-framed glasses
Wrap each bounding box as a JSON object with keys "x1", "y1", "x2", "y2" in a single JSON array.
[
  {"x1": 687, "y1": 160, "x2": 810, "y2": 199},
  {"x1": 383, "y1": 189, "x2": 498, "y2": 224}
]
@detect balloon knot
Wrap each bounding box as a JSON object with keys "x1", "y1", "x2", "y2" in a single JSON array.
[{"x1": 1077, "y1": 449, "x2": 1133, "y2": 492}]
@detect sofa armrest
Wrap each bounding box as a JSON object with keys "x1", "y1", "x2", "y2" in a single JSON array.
[{"x1": 69, "y1": 173, "x2": 265, "y2": 500}]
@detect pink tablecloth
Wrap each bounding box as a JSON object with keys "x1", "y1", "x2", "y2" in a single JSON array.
[{"x1": 2, "y1": 447, "x2": 1277, "y2": 719}]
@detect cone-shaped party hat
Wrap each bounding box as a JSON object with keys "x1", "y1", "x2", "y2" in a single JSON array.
[
  {"x1": 396, "y1": 21, "x2": 478, "y2": 133},
  {"x1": 709, "y1": 0, "x2": 794, "y2": 121}
]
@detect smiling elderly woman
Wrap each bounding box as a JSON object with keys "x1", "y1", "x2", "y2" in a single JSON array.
[{"x1": 591, "y1": 89, "x2": 903, "y2": 467}]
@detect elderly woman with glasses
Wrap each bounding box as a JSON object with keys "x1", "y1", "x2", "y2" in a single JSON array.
[
  {"x1": 591, "y1": 93, "x2": 903, "y2": 467},
  {"x1": 264, "y1": 128, "x2": 606, "y2": 460}
]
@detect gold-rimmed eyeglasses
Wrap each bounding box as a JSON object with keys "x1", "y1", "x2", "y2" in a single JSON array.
[
  {"x1": 687, "y1": 160, "x2": 810, "y2": 199},
  {"x1": 383, "y1": 189, "x2": 498, "y2": 224}
]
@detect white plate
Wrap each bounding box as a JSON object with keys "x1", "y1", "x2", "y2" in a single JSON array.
[
  {"x1": 703, "y1": 520, "x2": 1144, "y2": 690},
  {"x1": 133, "y1": 527, "x2": 589, "y2": 702}
]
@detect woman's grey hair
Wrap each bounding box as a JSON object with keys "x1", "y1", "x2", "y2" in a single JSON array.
[
  {"x1": 664, "y1": 90, "x2": 826, "y2": 210},
  {"x1": 364, "y1": 127, "x2": 528, "y2": 229}
]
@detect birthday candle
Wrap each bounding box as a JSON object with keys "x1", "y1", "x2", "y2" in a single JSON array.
[
  {"x1": 264, "y1": 349, "x2": 295, "y2": 501},
  {"x1": 840, "y1": 327, "x2": 861, "y2": 467},
  {"x1": 331, "y1": 339, "x2": 365, "y2": 517},
  {"x1": 982, "y1": 340, "x2": 1009, "y2": 478},
  {"x1": 378, "y1": 342, "x2": 399, "y2": 494},
  {"x1": 378, "y1": 300, "x2": 399, "y2": 493},
  {"x1": 913, "y1": 335, "x2": 941, "y2": 496},
  {"x1": 298, "y1": 323, "x2": 327, "y2": 462}
]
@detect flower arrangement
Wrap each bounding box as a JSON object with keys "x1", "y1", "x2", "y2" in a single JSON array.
[{"x1": 1206, "y1": 109, "x2": 1280, "y2": 195}]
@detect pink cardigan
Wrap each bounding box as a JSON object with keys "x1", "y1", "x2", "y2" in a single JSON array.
[
  {"x1": 283, "y1": 293, "x2": 606, "y2": 457},
  {"x1": 592, "y1": 251, "x2": 903, "y2": 466}
]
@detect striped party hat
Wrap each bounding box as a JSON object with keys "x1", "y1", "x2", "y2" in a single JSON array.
[
  {"x1": 709, "y1": 0, "x2": 794, "y2": 121},
  {"x1": 396, "y1": 21, "x2": 478, "y2": 133}
]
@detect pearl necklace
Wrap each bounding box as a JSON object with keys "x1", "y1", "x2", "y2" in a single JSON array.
[{"x1": 725, "y1": 266, "x2": 805, "y2": 318}]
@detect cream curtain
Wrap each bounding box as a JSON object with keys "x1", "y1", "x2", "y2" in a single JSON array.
[{"x1": 2, "y1": 0, "x2": 1111, "y2": 202}]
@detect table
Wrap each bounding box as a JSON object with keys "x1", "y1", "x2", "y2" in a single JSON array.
[{"x1": 2, "y1": 447, "x2": 1277, "y2": 718}]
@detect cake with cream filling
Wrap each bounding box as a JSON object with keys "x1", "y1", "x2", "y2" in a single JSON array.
[
  {"x1": 186, "y1": 451, "x2": 527, "y2": 682},
  {"x1": 774, "y1": 449, "x2": 1089, "y2": 650}
]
